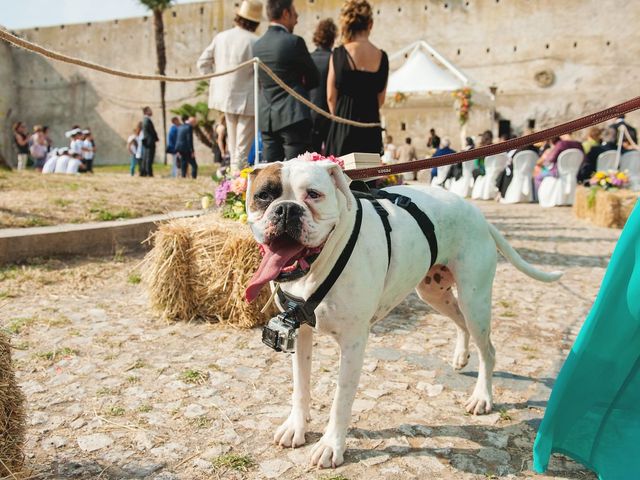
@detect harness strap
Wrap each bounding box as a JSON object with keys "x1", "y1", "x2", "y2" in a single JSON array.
[
  {"x1": 372, "y1": 189, "x2": 438, "y2": 268},
  {"x1": 277, "y1": 196, "x2": 364, "y2": 327},
  {"x1": 352, "y1": 191, "x2": 392, "y2": 268}
]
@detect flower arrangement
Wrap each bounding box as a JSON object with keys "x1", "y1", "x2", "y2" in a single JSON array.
[
  {"x1": 375, "y1": 174, "x2": 404, "y2": 188},
  {"x1": 586, "y1": 170, "x2": 630, "y2": 209},
  {"x1": 389, "y1": 91, "x2": 408, "y2": 107},
  {"x1": 589, "y1": 170, "x2": 630, "y2": 190},
  {"x1": 213, "y1": 168, "x2": 252, "y2": 223},
  {"x1": 452, "y1": 87, "x2": 473, "y2": 125}
]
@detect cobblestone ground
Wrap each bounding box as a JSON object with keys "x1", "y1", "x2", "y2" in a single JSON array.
[{"x1": 2, "y1": 201, "x2": 621, "y2": 479}]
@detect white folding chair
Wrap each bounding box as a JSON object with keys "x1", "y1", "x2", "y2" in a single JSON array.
[
  {"x1": 501, "y1": 150, "x2": 538, "y2": 204},
  {"x1": 596, "y1": 150, "x2": 619, "y2": 172},
  {"x1": 471, "y1": 153, "x2": 508, "y2": 200},
  {"x1": 538, "y1": 148, "x2": 583, "y2": 207},
  {"x1": 431, "y1": 164, "x2": 451, "y2": 189},
  {"x1": 450, "y1": 161, "x2": 475, "y2": 198},
  {"x1": 620, "y1": 151, "x2": 640, "y2": 190}
]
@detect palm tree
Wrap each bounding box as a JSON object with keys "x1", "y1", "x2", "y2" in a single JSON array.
[{"x1": 138, "y1": 0, "x2": 174, "y2": 165}]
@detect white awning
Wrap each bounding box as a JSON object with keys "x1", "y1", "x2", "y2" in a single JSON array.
[{"x1": 387, "y1": 48, "x2": 465, "y2": 94}]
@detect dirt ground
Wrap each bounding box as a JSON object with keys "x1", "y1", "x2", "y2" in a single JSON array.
[
  {"x1": 1, "y1": 200, "x2": 621, "y2": 479},
  {"x1": 0, "y1": 166, "x2": 216, "y2": 228}
]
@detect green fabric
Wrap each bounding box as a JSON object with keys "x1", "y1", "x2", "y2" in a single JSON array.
[{"x1": 533, "y1": 201, "x2": 640, "y2": 480}]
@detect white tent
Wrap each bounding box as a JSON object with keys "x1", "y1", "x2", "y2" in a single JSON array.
[{"x1": 386, "y1": 40, "x2": 491, "y2": 106}]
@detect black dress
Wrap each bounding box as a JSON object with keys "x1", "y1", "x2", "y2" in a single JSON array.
[{"x1": 325, "y1": 46, "x2": 388, "y2": 157}]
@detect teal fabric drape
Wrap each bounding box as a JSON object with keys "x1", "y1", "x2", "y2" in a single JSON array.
[{"x1": 533, "y1": 201, "x2": 640, "y2": 479}]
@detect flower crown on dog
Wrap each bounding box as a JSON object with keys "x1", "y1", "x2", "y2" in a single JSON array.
[{"x1": 296, "y1": 152, "x2": 345, "y2": 169}]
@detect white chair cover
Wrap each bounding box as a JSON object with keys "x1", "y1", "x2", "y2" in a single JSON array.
[
  {"x1": 620, "y1": 151, "x2": 640, "y2": 190},
  {"x1": 501, "y1": 150, "x2": 538, "y2": 204},
  {"x1": 596, "y1": 150, "x2": 619, "y2": 172},
  {"x1": 450, "y1": 160, "x2": 475, "y2": 198},
  {"x1": 471, "y1": 153, "x2": 508, "y2": 200},
  {"x1": 431, "y1": 164, "x2": 451, "y2": 188},
  {"x1": 538, "y1": 148, "x2": 583, "y2": 208}
]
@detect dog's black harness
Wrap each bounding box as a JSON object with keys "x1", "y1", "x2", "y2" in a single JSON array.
[{"x1": 275, "y1": 183, "x2": 438, "y2": 329}]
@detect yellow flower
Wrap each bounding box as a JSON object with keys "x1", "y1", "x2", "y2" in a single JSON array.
[
  {"x1": 232, "y1": 201, "x2": 245, "y2": 215},
  {"x1": 239, "y1": 213, "x2": 248, "y2": 223},
  {"x1": 240, "y1": 167, "x2": 253, "y2": 179}
]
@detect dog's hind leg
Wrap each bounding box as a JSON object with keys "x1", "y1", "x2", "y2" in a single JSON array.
[
  {"x1": 274, "y1": 324, "x2": 313, "y2": 448},
  {"x1": 416, "y1": 266, "x2": 470, "y2": 370},
  {"x1": 455, "y1": 259, "x2": 497, "y2": 415}
]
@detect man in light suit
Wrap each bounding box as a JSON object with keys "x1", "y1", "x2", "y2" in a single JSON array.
[
  {"x1": 252, "y1": 0, "x2": 319, "y2": 163},
  {"x1": 197, "y1": 0, "x2": 263, "y2": 173},
  {"x1": 140, "y1": 106, "x2": 159, "y2": 177}
]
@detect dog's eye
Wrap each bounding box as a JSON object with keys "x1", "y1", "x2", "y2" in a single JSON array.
[
  {"x1": 255, "y1": 191, "x2": 271, "y2": 201},
  {"x1": 306, "y1": 189, "x2": 322, "y2": 200}
]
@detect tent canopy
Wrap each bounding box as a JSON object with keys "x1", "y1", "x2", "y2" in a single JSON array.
[{"x1": 386, "y1": 40, "x2": 491, "y2": 106}]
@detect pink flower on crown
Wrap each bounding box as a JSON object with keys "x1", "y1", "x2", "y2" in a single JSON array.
[{"x1": 297, "y1": 151, "x2": 345, "y2": 169}]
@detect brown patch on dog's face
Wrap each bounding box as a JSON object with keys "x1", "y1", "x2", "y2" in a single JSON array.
[{"x1": 248, "y1": 164, "x2": 283, "y2": 213}]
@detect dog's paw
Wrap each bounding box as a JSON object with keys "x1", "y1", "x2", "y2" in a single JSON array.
[
  {"x1": 274, "y1": 414, "x2": 307, "y2": 448},
  {"x1": 465, "y1": 391, "x2": 493, "y2": 415},
  {"x1": 309, "y1": 434, "x2": 345, "y2": 469},
  {"x1": 452, "y1": 350, "x2": 470, "y2": 370}
]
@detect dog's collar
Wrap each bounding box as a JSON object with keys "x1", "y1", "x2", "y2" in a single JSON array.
[{"x1": 275, "y1": 252, "x2": 320, "y2": 282}]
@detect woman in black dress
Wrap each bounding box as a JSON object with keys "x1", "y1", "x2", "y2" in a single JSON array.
[{"x1": 325, "y1": 0, "x2": 388, "y2": 157}]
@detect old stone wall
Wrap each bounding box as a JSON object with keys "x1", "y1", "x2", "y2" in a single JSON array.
[
  {"x1": 0, "y1": 38, "x2": 18, "y2": 165},
  {"x1": 3, "y1": 0, "x2": 639, "y2": 163}
]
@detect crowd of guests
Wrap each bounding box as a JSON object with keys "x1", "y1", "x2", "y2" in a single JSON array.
[
  {"x1": 11, "y1": 121, "x2": 95, "y2": 174},
  {"x1": 408, "y1": 116, "x2": 638, "y2": 201},
  {"x1": 195, "y1": 0, "x2": 387, "y2": 172}
]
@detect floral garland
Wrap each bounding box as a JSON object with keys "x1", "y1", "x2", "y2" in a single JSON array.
[{"x1": 452, "y1": 87, "x2": 473, "y2": 126}]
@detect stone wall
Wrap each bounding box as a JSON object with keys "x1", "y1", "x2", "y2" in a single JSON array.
[
  {"x1": 0, "y1": 38, "x2": 18, "y2": 166},
  {"x1": 3, "y1": 0, "x2": 639, "y2": 163}
]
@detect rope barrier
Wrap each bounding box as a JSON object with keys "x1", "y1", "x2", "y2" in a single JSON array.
[
  {"x1": 345, "y1": 95, "x2": 640, "y2": 179},
  {"x1": 0, "y1": 27, "x2": 380, "y2": 128}
]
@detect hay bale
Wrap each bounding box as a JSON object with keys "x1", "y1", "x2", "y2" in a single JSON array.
[
  {"x1": 0, "y1": 333, "x2": 26, "y2": 477},
  {"x1": 573, "y1": 186, "x2": 640, "y2": 228},
  {"x1": 143, "y1": 214, "x2": 277, "y2": 328}
]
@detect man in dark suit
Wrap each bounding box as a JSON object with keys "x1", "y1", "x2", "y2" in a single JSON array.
[
  {"x1": 175, "y1": 115, "x2": 197, "y2": 179},
  {"x1": 252, "y1": 0, "x2": 320, "y2": 162},
  {"x1": 140, "y1": 106, "x2": 159, "y2": 177},
  {"x1": 309, "y1": 18, "x2": 336, "y2": 154}
]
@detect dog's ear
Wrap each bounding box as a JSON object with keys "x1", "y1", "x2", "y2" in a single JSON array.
[{"x1": 321, "y1": 161, "x2": 353, "y2": 211}]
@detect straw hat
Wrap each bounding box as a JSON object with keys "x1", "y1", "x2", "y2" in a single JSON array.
[{"x1": 237, "y1": 0, "x2": 263, "y2": 24}]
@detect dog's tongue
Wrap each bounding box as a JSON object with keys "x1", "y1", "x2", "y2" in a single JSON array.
[{"x1": 245, "y1": 237, "x2": 305, "y2": 302}]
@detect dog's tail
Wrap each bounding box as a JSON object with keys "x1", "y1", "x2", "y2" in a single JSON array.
[{"x1": 488, "y1": 223, "x2": 563, "y2": 282}]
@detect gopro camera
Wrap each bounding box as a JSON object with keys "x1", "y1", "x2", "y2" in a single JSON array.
[{"x1": 262, "y1": 310, "x2": 299, "y2": 353}]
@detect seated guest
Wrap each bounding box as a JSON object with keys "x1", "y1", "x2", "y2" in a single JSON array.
[
  {"x1": 577, "y1": 126, "x2": 618, "y2": 184},
  {"x1": 430, "y1": 138, "x2": 456, "y2": 180},
  {"x1": 439, "y1": 136, "x2": 475, "y2": 185},
  {"x1": 496, "y1": 142, "x2": 539, "y2": 199},
  {"x1": 534, "y1": 134, "x2": 584, "y2": 194},
  {"x1": 472, "y1": 130, "x2": 494, "y2": 180},
  {"x1": 612, "y1": 115, "x2": 637, "y2": 151},
  {"x1": 54, "y1": 148, "x2": 72, "y2": 174},
  {"x1": 42, "y1": 149, "x2": 60, "y2": 174},
  {"x1": 582, "y1": 126, "x2": 602, "y2": 155}
]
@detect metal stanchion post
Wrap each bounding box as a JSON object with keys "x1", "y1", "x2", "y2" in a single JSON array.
[{"x1": 253, "y1": 59, "x2": 260, "y2": 165}]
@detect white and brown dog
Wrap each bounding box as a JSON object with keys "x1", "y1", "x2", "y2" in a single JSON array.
[{"x1": 245, "y1": 156, "x2": 561, "y2": 468}]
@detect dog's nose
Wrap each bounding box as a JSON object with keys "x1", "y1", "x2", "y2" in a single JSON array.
[{"x1": 273, "y1": 202, "x2": 303, "y2": 223}]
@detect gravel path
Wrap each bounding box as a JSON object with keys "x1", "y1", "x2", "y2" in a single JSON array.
[{"x1": 2, "y1": 201, "x2": 620, "y2": 479}]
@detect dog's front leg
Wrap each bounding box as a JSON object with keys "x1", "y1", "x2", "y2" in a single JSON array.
[
  {"x1": 274, "y1": 324, "x2": 313, "y2": 448},
  {"x1": 310, "y1": 330, "x2": 368, "y2": 468}
]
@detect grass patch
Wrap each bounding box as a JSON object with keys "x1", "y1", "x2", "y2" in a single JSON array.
[
  {"x1": 212, "y1": 453, "x2": 254, "y2": 472},
  {"x1": 125, "y1": 359, "x2": 147, "y2": 371},
  {"x1": 498, "y1": 408, "x2": 512, "y2": 421},
  {"x1": 497, "y1": 300, "x2": 512, "y2": 308},
  {"x1": 189, "y1": 415, "x2": 213, "y2": 429},
  {"x1": 65, "y1": 182, "x2": 80, "y2": 191},
  {"x1": 501, "y1": 310, "x2": 517, "y2": 318},
  {"x1": 36, "y1": 347, "x2": 78, "y2": 362},
  {"x1": 6, "y1": 316, "x2": 38, "y2": 334},
  {"x1": 48, "y1": 315, "x2": 72, "y2": 327},
  {"x1": 107, "y1": 406, "x2": 126, "y2": 417},
  {"x1": 91, "y1": 208, "x2": 135, "y2": 222},
  {"x1": 52, "y1": 198, "x2": 72, "y2": 207},
  {"x1": 113, "y1": 246, "x2": 127, "y2": 262},
  {"x1": 137, "y1": 404, "x2": 152, "y2": 413},
  {"x1": 180, "y1": 369, "x2": 210, "y2": 385},
  {"x1": 320, "y1": 476, "x2": 351, "y2": 480},
  {"x1": 0, "y1": 290, "x2": 14, "y2": 299},
  {"x1": 96, "y1": 387, "x2": 118, "y2": 396},
  {"x1": 24, "y1": 216, "x2": 50, "y2": 227},
  {"x1": 126, "y1": 375, "x2": 140, "y2": 384},
  {"x1": 127, "y1": 272, "x2": 142, "y2": 285}
]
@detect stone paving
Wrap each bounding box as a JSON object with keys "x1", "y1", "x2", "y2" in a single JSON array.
[{"x1": 1, "y1": 201, "x2": 621, "y2": 479}]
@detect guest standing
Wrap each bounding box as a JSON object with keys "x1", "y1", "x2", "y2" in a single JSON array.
[
  {"x1": 29, "y1": 126, "x2": 48, "y2": 171},
  {"x1": 127, "y1": 123, "x2": 142, "y2": 176},
  {"x1": 166, "y1": 116, "x2": 181, "y2": 177},
  {"x1": 12, "y1": 122, "x2": 29, "y2": 170},
  {"x1": 140, "y1": 106, "x2": 159, "y2": 177},
  {"x1": 175, "y1": 115, "x2": 197, "y2": 179},
  {"x1": 82, "y1": 128, "x2": 95, "y2": 173},
  {"x1": 396, "y1": 137, "x2": 418, "y2": 180},
  {"x1": 325, "y1": 0, "x2": 388, "y2": 157},
  {"x1": 427, "y1": 128, "x2": 441, "y2": 150},
  {"x1": 197, "y1": 0, "x2": 263, "y2": 173},
  {"x1": 252, "y1": 0, "x2": 319, "y2": 162},
  {"x1": 309, "y1": 18, "x2": 337, "y2": 154}
]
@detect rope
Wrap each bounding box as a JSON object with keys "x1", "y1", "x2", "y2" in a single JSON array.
[
  {"x1": 0, "y1": 27, "x2": 380, "y2": 128},
  {"x1": 345, "y1": 95, "x2": 640, "y2": 179},
  {"x1": 254, "y1": 59, "x2": 380, "y2": 128}
]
